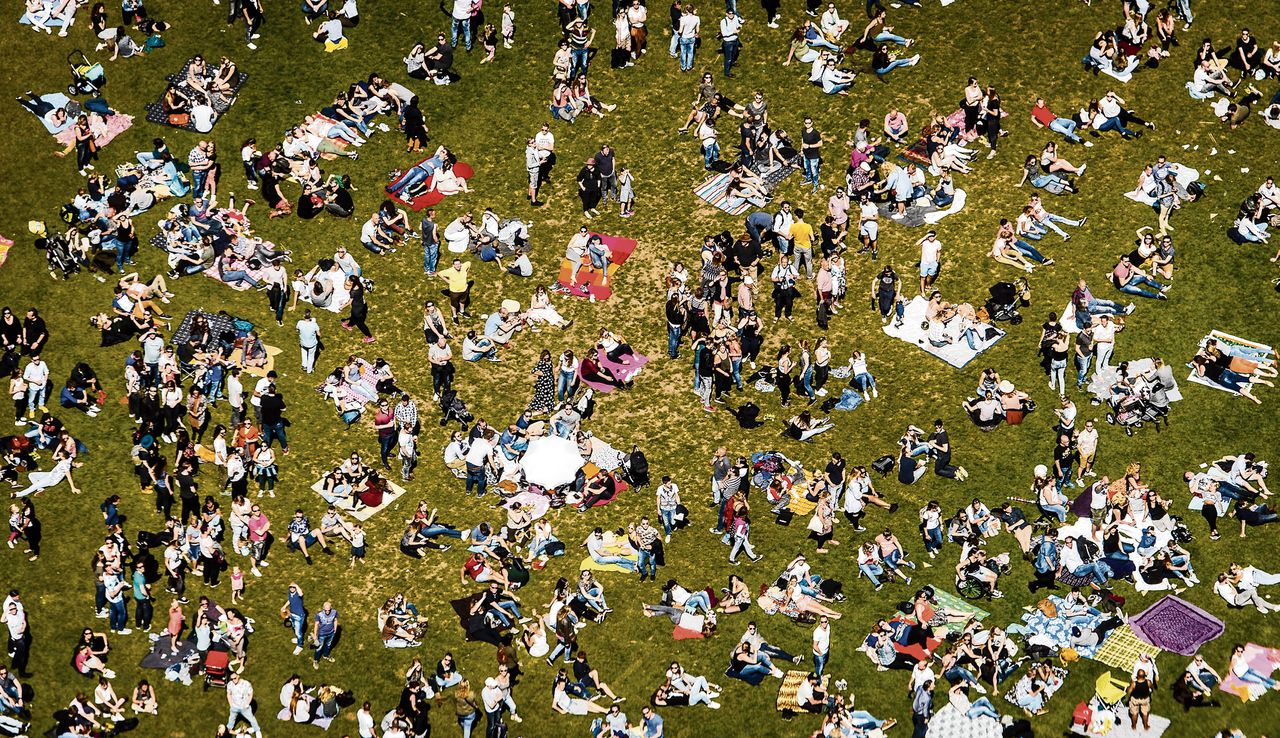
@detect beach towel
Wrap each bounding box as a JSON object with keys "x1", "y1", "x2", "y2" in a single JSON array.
[
  {"x1": 883, "y1": 296, "x2": 1005, "y2": 369},
  {"x1": 228, "y1": 344, "x2": 281, "y2": 377},
  {"x1": 1123, "y1": 165, "x2": 1200, "y2": 206},
  {"x1": 309, "y1": 475, "x2": 407, "y2": 521},
  {"x1": 579, "y1": 557, "x2": 634, "y2": 574},
  {"x1": 1129, "y1": 595, "x2": 1225, "y2": 655},
  {"x1": 385, "y1": 161, "x2": 475, "y2": 211},
  {"x1": 555, "y1": 233, "x2": 639, "y2": 301},
  {"x1": 1219, "y1": 643, "x2": 1280, "y2": 701},
  {"x1": 596, "y1": 350, "x2": 648, "y2": 386},
  {"x1": 1096, "y1": 714, "x2": 1172, "y2": 738},
  {"x1": 923, "y1": 188, "x2": 968, "y2": 224},
  {"x1": 694, "y1": 173, "x2": 753, "y2": 215},
  {"x1": 929, "y1": 589, "x2": 990, "y2": 635},
  {"x1": 1007, "y1": 593, "x2": 1106, "y2": 655},
  {"x1": 1186, "y1": 330, "x2": 1275, "y2": 395},
  {"x1": 777, "y1": 670, "x2": 828, "y2": 712},
  {"x1": 275, "y1": 708, "x2": 334, "y2": 730},
  {"x1": 1002, "y1": 666, "x2": 1068, "y2": 709},
  {"x1": 0, "y1": 236, "x2": 12, "y2": 270},
  {"x1": 314, "y1": 358, "x2": 380, "y2": 409},
  {"x1": 21, "y1": 93, "x2": 73, "y2": 134},
  {"x1": 924, "y1": 704, "x2": 1002, "y2": 738},
  {"x1": 1091, "y1": 624, "x2": 1163, "y2": 672}
]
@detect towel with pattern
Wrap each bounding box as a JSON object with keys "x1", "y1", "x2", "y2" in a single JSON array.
[
  {"x1": 929, "y1": 589, "x2": 990, "y2": 635},
  {"x1": 924, "y1": 704, "x2": 1002, "y2": 738},
  {"x1": 1186, "y1": 330, "x2": 1275, "y2": 395},
  {"x1": 1008, "y1": 594, "x2": 1105, "y2": 654},
  {"x1": 1091, "y1": 624, "x2": 1163, "y2": 672},
  {"x1": 1219, "y1": 643, "x2": 1280, "y2": 702},
  {"x1": 1003, "y1": 666, "x2": 1068, "y2": 711},
  {"x1": 776, "y1": 670, "x2": 828, "y2": 712},
  {"x1": 1129, "y1": 595, "x2": 1225, "y2": 655}
]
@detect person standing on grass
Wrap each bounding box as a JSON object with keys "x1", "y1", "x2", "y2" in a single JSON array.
[
  {"x1": 342, "y1": 275, "x2": 375, "y2": 343},
  {"x1": 296, "y1": 309, "x2": 320, "y2": 374},
  {"x1": 676, "y1": 5, "x2": 700, "y2": 72},
  {"x1": 312, "y1": 600, "x2": 339, "y2": 670},
  {"x1": 226, "y1": 672, "x2": 261, "y2": 737},
  {"x1": 916, "y1": 231, "x2": 942, "y2": 294},
  {"x1": 911, "y1": 678, "x2": 933, "y2": 738},
  {"x1": 800, "y1": 117, "x2": 823, "y2": 192},
  {"x1": 596, "y1": 144, "x2": 618, "y2": 206},
  {"x1": 421, "y1": 208, "x2": 441, "y2": 275},
  {"x1": 720, "y1": 9, "x2": 742, "y2": 77},
  {"x1": 285, "y1": 582, "x2": 307, "y2": 655}
]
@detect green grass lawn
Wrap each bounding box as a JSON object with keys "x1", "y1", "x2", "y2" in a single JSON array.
[{"x1": 3, "y1": 0, "x2": 1280, "y2": 736}]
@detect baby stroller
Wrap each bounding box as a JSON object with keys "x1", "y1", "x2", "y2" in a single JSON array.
[
  {"x1": 438, "y1": 389, "x2": 473, "y2": 430},
  {"x1": 202, "y1": 649, "x2": 230, "y2": 690},
  {"x1": 1104, "y1": 387, "x2": 1166, "y2": 436},
  {"x1": 984, "y1": 278, "x2": 1031, "y2": 325},
  {"x1": 67, "y1": 50, "x2": 106, "y2": 97},
  {"x1": 35, "y1": 227, "x2": 81, "y2": 279}
]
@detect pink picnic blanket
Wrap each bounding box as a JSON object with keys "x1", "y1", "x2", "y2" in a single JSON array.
[
  {"x1": 578, "y1": 349, "x2": 649, "y2": 393},
  {"x1": 1219, "y1": 643, "x2": 1280, "y2": 702}
]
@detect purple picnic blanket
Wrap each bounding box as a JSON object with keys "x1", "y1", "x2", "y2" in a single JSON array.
[
  {"x1": 1129, "y1": 595, "x2": 1225, "y2": 656},
  {"x1": 578, "y1": 350, "x2": 649, "y2": 393}
]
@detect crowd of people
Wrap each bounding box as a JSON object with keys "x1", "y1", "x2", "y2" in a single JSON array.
[{"x1": 7, "y1": 0, "x2": 1280, "y2": 737}]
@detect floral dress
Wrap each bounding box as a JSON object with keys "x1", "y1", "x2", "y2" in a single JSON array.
[{"x1": 529, "y1": 358, "x2": 556, "y2": 415}]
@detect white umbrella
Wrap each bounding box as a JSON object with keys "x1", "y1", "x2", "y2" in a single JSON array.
[{"x1": 522, "y1": 436, "x2": 584, "y2": 489}]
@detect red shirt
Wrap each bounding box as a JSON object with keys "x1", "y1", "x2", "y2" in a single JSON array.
[{"x1": 1031, "y1": 104, "x2": 1057, "y2": 127}]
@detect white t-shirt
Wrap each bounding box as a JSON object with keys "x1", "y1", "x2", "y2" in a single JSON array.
[
  {"x1": 464, "y1": 438, "x2": 493, "y2": 466},
  {"x1": 451, "y1": 0, "x2": 472, "y2": 20},
  {"x1": 252, "y1": 377, "x2": 272, "y2": 407},
  {"x1": 1092, "y1": 322, "x2": 1116, "y2": 344},
  {"x1": 920, "y1": 238, "x2": 942, "y2": 264},
  {"x1": 678, "y1": 14, "x2": 700, "y2": 38},
  {"x1": 812, "y1": 624, "x2": 830, "y2": 655},
  {"x1": 320, "y1": 18, "x2": 344, "y2": 42}
]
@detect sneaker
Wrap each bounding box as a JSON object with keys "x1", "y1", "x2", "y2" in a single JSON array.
[
  {"x1": 117, "y1": 628, "x2": 133, "y2": 635},
  {"x1": 293, "y1": 646, "x2": 303, "y2": 655}
]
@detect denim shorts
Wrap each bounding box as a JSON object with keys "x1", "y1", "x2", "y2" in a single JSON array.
[{"x1": 920, "y1": 261, "x2": 939, "y2": 277}]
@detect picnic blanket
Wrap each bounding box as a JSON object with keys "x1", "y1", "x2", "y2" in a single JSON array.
[
  {"x1": 1129, "y1": 595, "x2": 1225, "y2": 655},
  {"x1": 171, "y1": 310, "x2": 254, "y2": 347},
  {"x1": 1091, "y1": 624, "x2": 1163, "y2": 672},
  {"x1": 694, "y1": 173, "x2": 753, "y2": 215},
  {"x1": 309, "y1": 475, "x2": 407, "y2": 521},
  {"x1": 924, "y1": 704, "x2": 1002, "y2": 738},
  {"x1": 315, "y1": 358, "x2": 380, "y2": 409},
  {"x1": 874, "y1": 189, "x2": 968, "y2": 227},
  {"x1": 22, "y1": 93, "x2": 136, "y2": 151},
  {"x1": 1003, "y1": 665, "x2": 1068, "y2": 709},
  {"x1": 1091, "y1": 714, "x2": 1172, "y2": 738},
  {"x1": 385, "y1": 161, "x2": 475, "y2": 211},
  {"x1": 275, "y1": 708, "x2": 334, "y2": 730},
  {"x1": 777, "y1": 670, "x2": 828, "y2": 712},
  {"x1": 1085, "y1": 357, "x2": 1184, "y2": 403},
  {"x1": 579, "y1": 556, "x2": 634, "y2": 573},
  {"x1": 448, "y1": 594, "x2": 512, "y2": 647},
  {"x1": 1007, "y1": 593, "x2": 1105, "y2": 654},
  {"x1": 144, "y1": 60, "x2": 249, "y2": 132},
  {"x1": 1187, "y1": 330, "x2": 1275, "y2": 395},
  {"x1": 577, "y1": 349, "x2": 648, "y2": 393},
  {"x1": 503, "y1": 490, "x2": 550, "y2": 521},
  {"x1": 882, "y1": 296, "x2": 1005, "y2": 369},
  {"x1": 930, "y1": 589, "x2": 990, "y2": 635},
  {"x1": 1123, "y1": 165, "x2": 1200, "y2": 206},
  {"x1": 555, "y1": 233, "x2": 639, "y2": 301},
  {"x1": 1219, "y1": 643, "x2": 1280, "y2": 701}
]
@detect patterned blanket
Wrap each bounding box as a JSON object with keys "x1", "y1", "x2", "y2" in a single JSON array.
[{"x1": 1129, "y1": 595, "x2": 1225, "y2": 656}]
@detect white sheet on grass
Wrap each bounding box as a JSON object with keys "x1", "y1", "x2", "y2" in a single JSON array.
[
  {"x1": 924, "y1": 704, "x2": 1002, "y2": 738},
  {"x1": 882, "y1": 296, "x2": 1005, "y2": 369},
  {"x1": 1123, "y1": 164, "x2": 1200, "y2": 206},
  {"x1": 309, "y1": 476, "x2": 407, "y2": 521},
  {"x1": 923, "y1": 188, "x2": 967, "y2": 225},
  {"x1": 1185, "y1": 330, "x2": 1275, "y2": 395},
  {"x1": 1087, "y1": 357, "x2": 1183, "y2": 403}
]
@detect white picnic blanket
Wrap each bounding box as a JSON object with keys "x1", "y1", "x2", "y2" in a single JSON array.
[
  {"x1": 923, "y1": 188, "x2": 967, "y2": 225},
  {"x1": 924, "y1": 704, "x2": 1001, "y2": 738},
  {"x1": 1123, "y1": 164, "x2": 1200, "y2": 206},
  {"x1": 882, "y1": 296, "x2": 1005, "y2": 369}
]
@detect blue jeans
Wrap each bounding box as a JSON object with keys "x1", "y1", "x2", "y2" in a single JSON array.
[
  {"x1": 593, "y1": 555, "x2": 636, "y2": 571},
  {"x1": 637, "y1": 549, "x2": 657, "y2": 578},
  {"x1": 678, "y1": 37, "x2": 695, "y2": 70},
  {"x1": 25, "y1": 385, "x2": 46, "y2": 415},
  {"x1": 1049, "y1": 117, "x2": 1083, "y2": 144},
  {"x1": 1096, "y1": 116, "x2": 1137, "y2": 138},
  {"x1": 802, "y1": 157, "x2": 820, "y2": 187},
  {"x1": 1118, "y1": 274, "x2": 1164, "y2": 298},
  {"x1": 683, "y1": 591, "x2": 712, "y2": 613},
  {"x1": 736, "y1": 662, "x2": 772, "y2": 680},
  {"x1": 703, "y1": 140, "x2": 720, "y2": 170},
  {"x1": 813, "y1": 651, "x2": 828, "y2": 676},
  {"x1": 967, "y1": 697, "x2": 999, "y2": 721},
  {"x1": 1173, "y1": 0, "x2": 1192, "y2": 23},
  {"x1": 1074, "y1": 561, "x2": 1112, "y2": 586},
  {"x1": 264, "y1": 422, "x2": 287, "y2": 450},
  {"x1": 1075, "y1": 353, "x2": 1092, "y2": 387},
  {"x1": 458, "y1": 710, "x2": 479, "y2": 738},
  {"x1": 390, "y1": 164, "x2": 435, "y2": 196},
  {"x1": 876, "y1": 58, "x2": 915, "y2": 75},
  {"x1": 423, "y1": 241, "x2": 439, "y2": 274},
  {"x1": 289, "y1": 613, "x2": 306, "y2": 647},
  {"x1": 570, "y1": 47, "x2": 589, "y2": 77},
  {"x1": 192, "y1": 170, "x2": 209, "y2": 197},
  {"x1": 945, "y1": 665, "x2": 980, "y2": 687},
  {"x1": 466, "y1": 463, "x2": 487, "y2": 496},
  {"x1": 859, "y1": 563, "x2": 885, "y2": 586},
  {"x1": 874, "y1": 31, "x2": 908, "y2": 45},
  {"x1": 1011, "y1": 239, "x2": 1047, "y2": 263},
  {"x1": 108, "y1": 599, "x2": 127, "y2": 631},
  {"x1": 667, "y1": 323, "x2": 682, "y2": 358},
  {"x1": 659, "y1": 508, "x2": 677, "y2": 535},
  {"x1": 1040, "y1": 504, "x2": 1068, "y2": 523},
  {"x1": 556, "y1": 370, "x2": 576, "y2": 402},
  {"x1": 451, "y1": 16, "x2": 472, "y2": 49},
  {"x1": 722, "y1": 39, "x2": 739, "y2": 75},
  {"x1": 227, "y1": 706, "x2": 261, "y2": 735},
  {"x1": 852, "y1": 372, "x2": 877, "y2": 393},
  {"x1": 313, "y1": 630, "x2": 336, "y2": 661},
  {"x1": 924, "y1": 527, "x2": 943, "y2": 553},
  {"x1": 421, "y1": 524, "x2": 464, "y2": 539}
]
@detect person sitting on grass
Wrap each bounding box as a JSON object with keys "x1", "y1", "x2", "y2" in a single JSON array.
[{"x1": 286, "y1": 508, "x2": 332, "y2": 565}]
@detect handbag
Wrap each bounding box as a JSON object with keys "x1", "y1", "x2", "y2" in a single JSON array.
[
  {"x1": 806, "y1": 513, "x2": 825, "y2": 534},
  {"x1": 167, "y1": 113, "x2": 190, "y2": 126}
]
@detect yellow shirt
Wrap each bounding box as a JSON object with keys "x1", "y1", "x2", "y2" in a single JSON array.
[
  {"x1": 442, "y1": 263, "x2": 470, "y2": 292},
  {"x1": 790, "y1": 222, "x2": 814, "y2": 250}
]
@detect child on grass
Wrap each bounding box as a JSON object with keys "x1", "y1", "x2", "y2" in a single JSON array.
[
  {"x1": 501, "y1": 4, "x2": 515, "y2": 48},
  {"x1": 350, "y1": 522, "x2": 366, "y2": 567},
  {"x1": 618, "y1": 166, "x2": 635, "y2": 217},
  {"x1": 481, "y1": 23, "x2": 498, "y2": 63},
  {"x1": 230, "y1": 565, "x2": 245, "y2": 604}
]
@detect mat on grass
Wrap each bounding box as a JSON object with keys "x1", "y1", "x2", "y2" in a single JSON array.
[
  {"x1": 171, "y1": 310, "x2": 254, "y2": 347},
  {"x1": 1129, "y1": 595, "x2": 1224, "y2": 655},
  {"x1": 882, "y1": 296, "x2": 1005, "y2": 369},
  {"x1": 385, "y1": 161, "x2": 475, "y2": 211},
  {"x1": 1123, "y1": 164, "x2": 1199, "y2": 207},
  {"x1": 1091, "y1": 624, "x2": 1163, "y2": 672},
  {"x1": 579, "y1": 557, "x2": 634, "y2": 573},
  {"x1": 929, "y1": 589, "x2": 990, "y2": 635},
  {"x1": 1096, "y1": 714, "x2": 1172, "y2": 738},
  {"x1": 924, "y1": 704, "x2": 1002, "y2": 738},
  {"x1": 694, "y1": 173, "x2": 753, "y2": 215},
  {"x1": 777, "y1": 670, "x2": 828, "y2": 712},
  {"x1": 315, "y1": 358, "x2": 380, "y2": 409},
  {"x1": 309, "y1": 475, "x2": 407, "y2": 521},
  {"x1": 1002, "y1": 665, "x2": 1068, "y2": 709},
  {"x1": 1187, "y1": 330, "x2": 1275, "y2": 395},
  {"x1": 144, "y1": 61, "x2": 248, "y2": 132},
  {"x1": 1219, "y1": 643, "x2": 1280, "y2": 702},
  {"x1": 554, "y1": 233, "x2": 639, "y2": 301}
]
